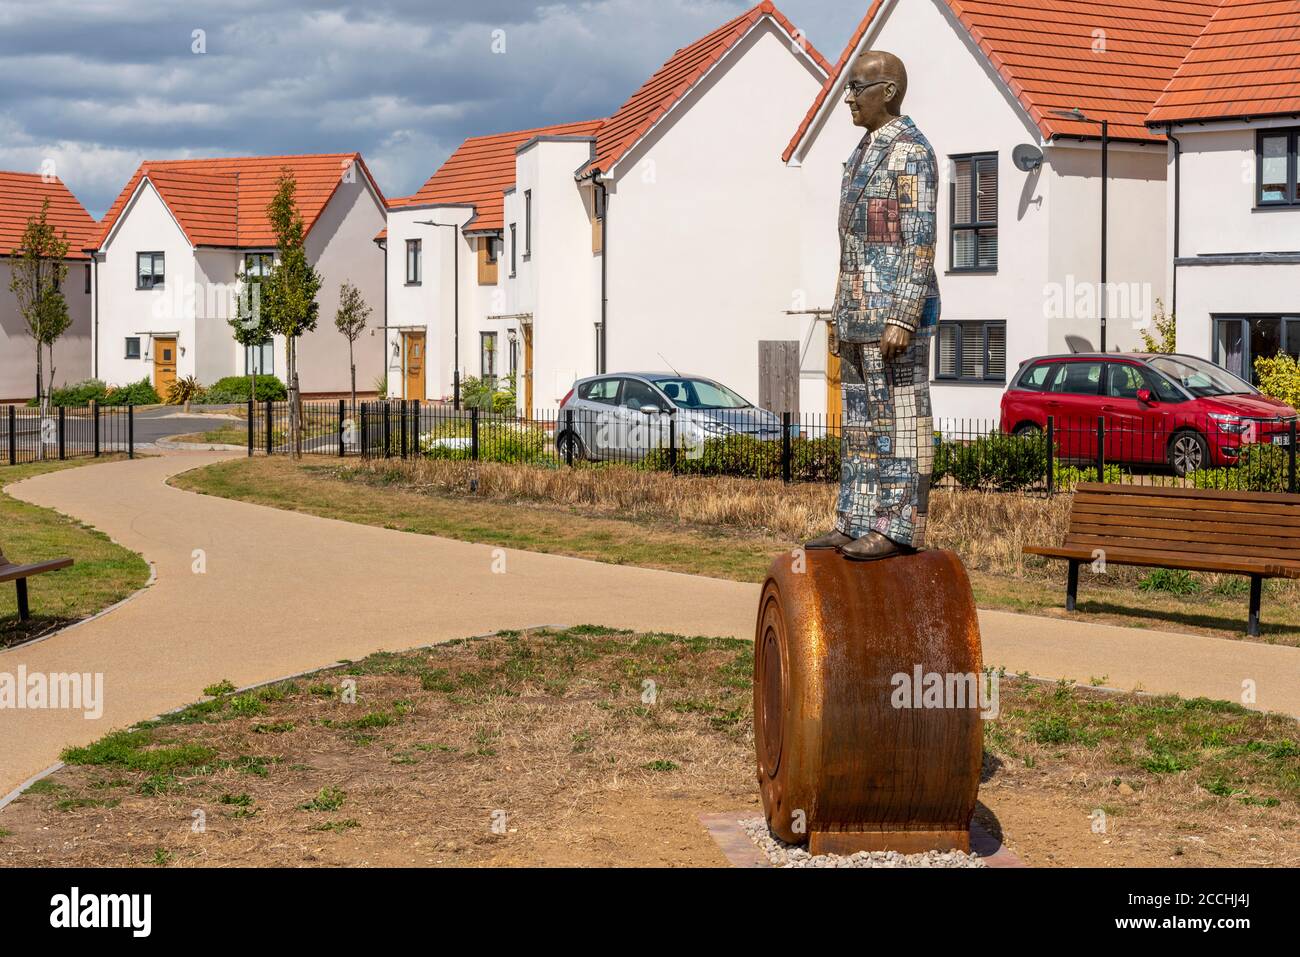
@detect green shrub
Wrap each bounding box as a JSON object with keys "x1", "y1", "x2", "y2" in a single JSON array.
[
  {"x1": 166, "y1": 375, "x2": 205, "y2": 407},
  {"x1": 418, "y1": 416, "x2": 553, "y2": 464},
  {"x1": 642, "y1": 433, "x2": 839, "y2": 482},
  {"x1": 461, "y1": 374, "x2": 516, "y2": 414},
  {"x1": 935, "y1": 432, "x2": 1047, "y2": 491},
  {"x1": 203, "y1": 375, "x2": 287, "y2": 404},
  {"x1": 1052, "y1": 462, "x2": 1125, "y2": 490},
  {"x1": 1254, "y1": 353, "x2": 1300, "y2": 410},
  {"x1": 36, "y1": 379, "x2": 110, "y2": 407},
  {"x1": 1188, "y1": 443, "x2": 1290, "y2": 493},
  {"x1": 1138, "y1": 568, "x2": 1200, "y2": 596},
  {"x1": 103, "y1": 377, "x2": 162, "y2": 406}
]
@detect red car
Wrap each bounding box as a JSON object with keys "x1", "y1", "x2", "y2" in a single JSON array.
[{"x1": 1000, "y1": 353, "x2": 1298, "y2": 475}]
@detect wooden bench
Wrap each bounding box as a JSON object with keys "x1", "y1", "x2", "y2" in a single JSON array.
[
  {"x1": 0, "y1": 547, "x2": 73, "y2": 622},
  {"x1": 1024, "y1": 483, "x2": 1300, "y2": 637}
]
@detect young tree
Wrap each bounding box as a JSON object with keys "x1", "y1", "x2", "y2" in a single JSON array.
[
  {"x1": 1139, "y1": 299, "x2": 1176, "y2": 354},
  {"x1": 261, "y1": 169, "x2": 322, "y2": 458},
  {"x1": 8, "y1": 199, "x2": 71, "y2": 459},
  {"x1": 334, "y1": 281, "x2": 371, "y2": 414},
  {"x1": 229, "y1": 260, "x2": 270, "y2": 410}
]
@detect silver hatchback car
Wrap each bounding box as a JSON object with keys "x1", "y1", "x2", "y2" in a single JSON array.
[{"x1": 556, "y1": 372, "x2": 788, "y2": 461}]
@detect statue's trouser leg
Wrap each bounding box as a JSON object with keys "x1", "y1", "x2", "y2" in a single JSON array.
[{"x1": 834, "y1": 336, "x2": 933, "y2": 548}]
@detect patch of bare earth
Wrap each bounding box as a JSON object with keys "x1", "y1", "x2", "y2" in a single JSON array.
[{"x1": 0, "y1": 629, "x2": 1294, "y2": 867}]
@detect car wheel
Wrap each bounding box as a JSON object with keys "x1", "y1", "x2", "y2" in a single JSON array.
[
  {"x1": 557, "y1": 430, "x2": 586, "y2": 462},
  {"x1": 1169, "y1": 430, "x2": 1208, "y2": 477},
  {"x1": 1013, "y1": 422, "x2": 1043, "y2": 438}
]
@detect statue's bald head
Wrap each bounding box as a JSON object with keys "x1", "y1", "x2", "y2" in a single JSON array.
[{"x1": 845, "y1": 50, "x2": 908, "y2": 130}]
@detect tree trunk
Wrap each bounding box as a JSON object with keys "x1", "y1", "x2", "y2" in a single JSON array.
[
  {"x1": 288, "y1": 338, "x2": 302, "y2": 459},
  {"x1": 349, "y1": 340, "x2": 356, "y2": 418},
  {"x1": 35, "y1": 339, "x2": 45, "y2": 461}
]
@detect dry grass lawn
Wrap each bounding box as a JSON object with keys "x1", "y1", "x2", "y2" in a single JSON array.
[{"x1": 0, "y1": 626, "x2": 1294, "y2": 868}]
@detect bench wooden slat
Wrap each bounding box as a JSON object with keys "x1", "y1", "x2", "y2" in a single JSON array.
[
  {"x1": 0, "y1": 558, "x2": 74, "y2": 585},
  {"x1": 1023, "y1": 546, "x2": 1300, "y2": 578},
  {"x1": 1062, "y1": 531, "x2": 1300, "y2": 565},
  {"x1": 1071, "y1": 500, "x2": 1300, "y2": 530},
  {"x1": 1074, "y1": 490, "x2": 1300, "y2": 517},
  {"x1": 1066, "y1": 519, "x2": 1300, "y2": 553},
  {"x1": 1074, "y1": 482, "x2": 1300, "y2": 506}
]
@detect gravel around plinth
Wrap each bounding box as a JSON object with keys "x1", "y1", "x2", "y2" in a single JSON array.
[{"x1": 740, "y1": 817, "x2": 988, "y2": 869}]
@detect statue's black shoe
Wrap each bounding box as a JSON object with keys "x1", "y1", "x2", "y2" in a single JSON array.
[
  {"x1": 839, "y1": 532, "x2": 916, "y2": 561},
  {"x1": 804, "y1": 530, "x2": 853, "y2": 550}
]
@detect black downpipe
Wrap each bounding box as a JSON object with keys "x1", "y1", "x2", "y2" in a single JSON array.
[
  {"x1": 1165, "y1": 125, "x2": 1182, "y2": 319},
  {"x1": 92, "y1": 255, "x2": 99, "y2": 379},
  {"x1": 599, "y1": 181, "x2": 608, "y2": 375}
]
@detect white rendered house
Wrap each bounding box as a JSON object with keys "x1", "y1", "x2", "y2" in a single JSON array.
[
  {"x1": 88, "y1": 154, "x2": 387, "y2": 397},
  {"x1": 1147, "y1": 0, "x2": 1300, "y2": 383},
  {"x1": 0, "y1": 172, "x2": 97, "y2": 402},
  {"x1": 784, "y1": 0, "x2": 1189, "y2": 422}
]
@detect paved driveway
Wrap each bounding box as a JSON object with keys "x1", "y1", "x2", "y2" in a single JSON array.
[{"x1": 2, "y1": 451, "x2": 1298, "y2": 796}]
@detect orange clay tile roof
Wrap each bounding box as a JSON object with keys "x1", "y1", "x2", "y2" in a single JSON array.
[
  {"x1": 785, "y1": 0, "x2": 1220, "y2": 160},
  {"x1": 0, "y1": 171, "x2": 97, "y2": 260},
  {"x1": 392, "y1": 119, "x2": 606, "y2": 233},
  {"x1": 588, "y1": 0, "x2": 831, "y2": 176},
  {"x1": 1149, "y1": 0, "x2": 1300, "y2": 124},
  {"x1": 91, "y1": 153, "x2": 384, "y2": 251}
]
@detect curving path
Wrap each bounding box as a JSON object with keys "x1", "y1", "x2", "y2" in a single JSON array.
[{"x1": 2, "y1": 452, "x2": 1298, "y2": 796}]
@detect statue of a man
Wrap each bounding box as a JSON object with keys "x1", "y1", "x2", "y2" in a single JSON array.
[{"x1": 807, "y1": 50, "x2": 940, "y2": 561}]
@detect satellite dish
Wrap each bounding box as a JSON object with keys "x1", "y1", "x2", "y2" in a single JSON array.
[{"x1": 1013, "y1": 144, "x2": 1044, "y2": 172}]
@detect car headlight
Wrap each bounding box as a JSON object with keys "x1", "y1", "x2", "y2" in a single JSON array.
[{"x1": 1209, "y1": 413, "x2": 1250, "y2": 434}]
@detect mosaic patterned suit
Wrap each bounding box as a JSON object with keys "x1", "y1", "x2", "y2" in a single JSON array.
[{"x1": 834, "y1": 115, "x2": 940, "y2": 548}]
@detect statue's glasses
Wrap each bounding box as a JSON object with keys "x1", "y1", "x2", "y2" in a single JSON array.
[{"x1": 845, "y1": 80, "x2": 892, "y2": 98}]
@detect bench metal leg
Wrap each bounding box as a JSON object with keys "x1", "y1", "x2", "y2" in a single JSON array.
[
  {"x1": 1066, "y1": 560, "x2": 1080, "y2": 612},
  {"x1": 15, "y1": 578, "x2": 29, "y2": 621},
  {"x1": 1248, "y1": 575, "x2": 1263, "y2": 638}
]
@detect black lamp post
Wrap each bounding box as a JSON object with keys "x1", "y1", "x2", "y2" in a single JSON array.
[
  {"x1": 415, "y1": 219, "x2": 461, "y2": 410},
  {"x1": 1052, "y1": 107, "x2": 1109, "y2": 353}
]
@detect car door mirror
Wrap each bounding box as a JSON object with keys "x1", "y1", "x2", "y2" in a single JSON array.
[
  {"x1": 639, "y1": 404, "x2": 662, "y2": 415},
  {"x1": 1136, "y1": 388, "x2": 1153, "y2": 404}
]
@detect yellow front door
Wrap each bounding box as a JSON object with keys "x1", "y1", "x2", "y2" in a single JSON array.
[
  {"x1": 826, "y1": 330, "x2": 842, "y2": 434},
  {"x1": 403, "y1": 332, "x2": 426, "y2": 401},
  {"x1": 153, "y1": 338, "x2": 177, "y2": 396},
  {"x1": 522, "y1": 323, "x2": 534, "y2": 414}
]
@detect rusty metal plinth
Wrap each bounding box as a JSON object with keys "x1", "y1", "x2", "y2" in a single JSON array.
[{"x1": 754, "y1": 548, "x2": 984, "y2": 855}]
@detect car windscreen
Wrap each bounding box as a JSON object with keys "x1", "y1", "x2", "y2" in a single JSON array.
[
  {"x1": 651, "y1": 378, "x2": 751, "y2": 410},
  {"x1": 1147, "y1": 355, "x2": 1255, "y2": 398}
]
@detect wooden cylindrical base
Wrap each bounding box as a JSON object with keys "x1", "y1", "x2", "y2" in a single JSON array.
[{"x1": 754, "y1": 548, "x2": 984, "y2": 855}]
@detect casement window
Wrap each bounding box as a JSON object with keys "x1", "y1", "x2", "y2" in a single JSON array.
[
  {"x1": 1214, "y1": 315, "x2": 1300, "y2": 384},
  {"x1": 405, "y1": 239, "x2": 421, "y2": 285},
  {"x1": 935, "y1": 320, "x2": 1006, "y2": 382},
  {"x1": 1257, "y1": 129, "x2": 1300, "y2": 207},
  {"x1": 524, "y1": 190, "x2": 532, "y2": 258},
  {"x1": 124, "y1": 337, "x2": 141, "y2": 360},
  {"x1": 245, "y1": 341, "x2": 274, "y2": 376},
  {"x1": 510, "y1": 223, "x2": 517, "y2": 277},
  {"x1": 136, "y1": 251, "x2": 165, "y2": 289},
  {"x1": 950, "y1": 153, "x2": 998, "y2": 271},
  {"x1": 244, "y1": 252, "x2": 274, "y2": 278},
  {"x1": 481, "y1": 331, "x2": 499, "y2": 379},
  {"x1": 84, "y1": 263, "x2": 91, "y2": 294}
]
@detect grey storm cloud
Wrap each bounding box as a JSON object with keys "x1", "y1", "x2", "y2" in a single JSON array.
[{"x1": 0, "y1": 0, "x2": 861, "y2": 217}]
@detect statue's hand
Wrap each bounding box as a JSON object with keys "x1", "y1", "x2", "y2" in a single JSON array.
[
  {"x1": 881, "y1": 324, "x2": 911, "y2": 362},
  {"x1": 827, "y1": 323, "x2": 840, "y2": 358}
]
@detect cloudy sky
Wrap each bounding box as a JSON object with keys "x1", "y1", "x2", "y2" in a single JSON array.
[{"x1": 0, "y1": 1, "x2": 861, "y2": 218}]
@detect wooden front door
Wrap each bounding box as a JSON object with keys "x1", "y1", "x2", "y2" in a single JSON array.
[
  {"x1": 826, "y1": 330, "x2": 842, "y2": 433},
  {"x1": 153, "y1": 338, "x2": 177, "y2": 396},
  {"x1": 522, "y1": 323, "x2": 534, "y2": 413},
  {"x1": 403, "y1": 332, "x2": 426, "y2": 401}
]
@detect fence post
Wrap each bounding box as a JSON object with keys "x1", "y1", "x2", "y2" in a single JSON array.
[
  {"x1": 246, "y1": 400, "x2": 254, "y2": 457},
  {"x1": 127, "y1": 403, "x2": 134, "y2": 459},
  {"x1": 669, "y1": 413, "x2": 678, "y2": 473},
  {"x1": 92, "y1": 401, "x2": 100, "y2": 458},
  {"x1": 7, "y1": 405, "x2": 14, "y2": 465},
  {"x1": 1095, "y1": 416, "x2": 1105, "y2": 483},
  {"x1": 265, "y1": 399, "x2": 273, "y2": 456},
  {"x1": 565, "y1": 409, "x2": 575, "y2": 467},
  {"x1": 411, "y1": 400, "x2": 421, "y2": 458},
  {"x1": 781, "y1": 412, "x2": 792, "y2": 483},
  {"x1": 382, "y1": 402, "x2": 391, "y2": 459},
  {"x1": 1045, "y1": 416, "x2": 1055, "y2": 496},
  {"x1": 1290, "y1": 419, "x2": 1297, "y2": 494},
  {"x1": 337, "y1": 399, "x2": 346, "y2": 458},
  {"x1": 361, "y1": 403, "x2": 369, "y2": 460},
  {"x1": 57, "y1": 405, "x2": 65, "y2": 460},
  {"x1": 471, "y1": 407, "x2": 480, "y2": 461},
  {"x1": 400, "y1": 400, "x2": 409, "y2": 460}
]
